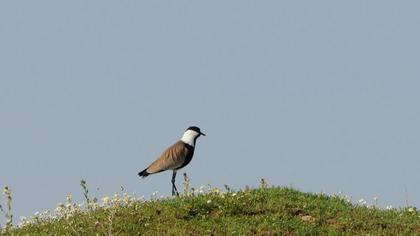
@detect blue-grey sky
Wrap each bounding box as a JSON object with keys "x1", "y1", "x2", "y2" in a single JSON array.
[{"x1": 1, "y1": 1, "x2": 419, "y2": 220}]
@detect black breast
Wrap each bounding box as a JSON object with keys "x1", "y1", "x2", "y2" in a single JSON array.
[{"x1": 176, "y1": 144, "x2": 195, "y2": 170}]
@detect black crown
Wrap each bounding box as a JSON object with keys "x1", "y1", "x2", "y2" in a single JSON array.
[{"x1": 186, "y1": 126, "x2": 201, "y2": 133}]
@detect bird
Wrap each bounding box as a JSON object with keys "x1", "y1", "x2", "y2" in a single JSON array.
[{"x1": 138, "y1": 126, "x2": 205, "y2": 196}]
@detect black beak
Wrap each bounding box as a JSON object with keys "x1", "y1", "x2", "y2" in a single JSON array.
[{"x1": 201, "y1": 132, "x2": 206, "y2": 136}]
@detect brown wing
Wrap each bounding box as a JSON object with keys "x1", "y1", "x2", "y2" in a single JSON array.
[{"x1": 146, "y1": 141, "x2": 188, "y2": 174}]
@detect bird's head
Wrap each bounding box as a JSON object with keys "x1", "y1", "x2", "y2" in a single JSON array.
[{"x1": 181, "y1": 126, "x2": 205, "y2": 146}]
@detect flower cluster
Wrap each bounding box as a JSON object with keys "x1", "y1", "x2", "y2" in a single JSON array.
[
  {"x1": 15, "y1": 191, "x2": 144, "y2": 229},
  {"x1": 13, "y1": 177, "x2": 238, "y2": 230}
]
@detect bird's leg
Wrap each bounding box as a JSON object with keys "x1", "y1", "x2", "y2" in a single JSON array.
[{"x1": 172, "y1": 171, "x2": 179, "y2": 197}]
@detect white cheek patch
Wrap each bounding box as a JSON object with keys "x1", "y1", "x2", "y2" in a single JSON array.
[{"x1": 180, "y1": 130, "x2": 199, "y2": 146}]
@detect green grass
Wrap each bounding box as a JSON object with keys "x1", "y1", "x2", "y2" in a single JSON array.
[{"x1": 2, "y1": 186, "x2": 420, "y2": 235}]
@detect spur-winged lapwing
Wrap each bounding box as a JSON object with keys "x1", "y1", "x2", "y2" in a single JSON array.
[{"x1": 138, "y1": 126, "x2": 205, "y2": 196}]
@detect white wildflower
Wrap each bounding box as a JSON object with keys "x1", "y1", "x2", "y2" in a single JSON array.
[
  {"x1": 151, "y1": 191, "x2": 158, "y2": 200},
  {"x1": 3, "y1": 186, "x2": 11, "y2": 195},
  {"x1": 18, "y1": 216, "x2": 28, "y2": 227},
  {"x1": 198, "y1": 185, "x2": 206, "y2": 194},
  {"x1": 102, "y1": 196, "x2": 110, "y2": 205}
]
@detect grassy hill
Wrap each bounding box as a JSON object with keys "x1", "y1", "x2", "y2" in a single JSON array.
[{"x1": 2, "y1": 182, "x2": 420, "y2": 235}]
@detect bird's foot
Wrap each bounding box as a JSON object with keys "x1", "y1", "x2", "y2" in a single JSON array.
[{"x1": 172, "y1": 186, "x2": 179, "y2": 197}]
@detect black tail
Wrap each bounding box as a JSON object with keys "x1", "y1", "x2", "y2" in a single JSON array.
[{"x1": 138, "y1": 168, "x2": 150, "y2": 178}]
